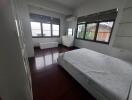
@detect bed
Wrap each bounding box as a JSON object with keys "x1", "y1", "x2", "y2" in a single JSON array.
[{"x1": 58, "y1": 48, "x2": 132, "y2": 100}]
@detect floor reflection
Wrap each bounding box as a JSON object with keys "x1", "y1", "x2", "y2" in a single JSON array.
[
  {"x1": 53, "y1": 53, "x2": 59, "y2": 63},
  {"x1": 35, "y1": 57, "x2": 45, "y2": 70},
  {"x1": 29, "y1": 47, "x2": 96, "y2": 100},
  {"x1": 45, "y1": 54, "x2": 52, "y2": 66},
  {"x1": 35, "y1": 51, "x2": 59, "y2": 70}
]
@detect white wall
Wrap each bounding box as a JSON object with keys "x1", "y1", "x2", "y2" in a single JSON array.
[
  {"x1": 71, "y1": 0, "x2": 127, "y2": 53},
  {"x1": 113, "y1": 0, "x2": 132, "y2": 51},
  {"x1": 68, "y1": 21, "x2": 77, "y2": 29},
  {"x1": 28, "y1": 5, "x2": 67, "y2": 47},
  {"x1": 0, "y1": 0, "x2": 32, "y2": 99},
  {"x1": 65, "y1": 17, "x2": 77, "y2": 36},
  {"x1": 15, "y1": 0, "x2": 34, "y2": 57},
  {"x1": 27, "y1": 0, "x2": 72, "y2": 15}
]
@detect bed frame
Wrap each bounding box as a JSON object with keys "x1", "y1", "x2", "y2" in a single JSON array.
[{"x1": 58, "y1": 54, "x2": 108, "y2": 100}]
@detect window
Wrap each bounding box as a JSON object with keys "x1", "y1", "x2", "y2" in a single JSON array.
[
  {"x1": 77, "y1": 24, "x2": 85, "y2": 39},
  {"x1": 76, "y1": 9, "x2": 118, "y2": 44},
  {"x1": 68, "y1": 28, "x2": 73, "y2": 36},
  {"x1": 96, "y1": 21, "x2": 114, "y2": 42},
  {"x1": 85, "y1": 23, "x2": 97, "y2": 40},
  {"x1": 30, "y1": 13, "x2": 60, "y2": 38},
  {"x1": 52, "y1": 24, "x2": 59, "y2": 36},
  {"x1": 42, "y1": 23, "x2": 51, "y2": 36},
  {"x1": 30, "y1": 22, "x2": 41, "y2": 37}
]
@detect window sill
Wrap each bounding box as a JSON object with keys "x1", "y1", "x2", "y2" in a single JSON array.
[
  {"x1": 76, "y1": 38, "x2": 110, "y2": 44},
  {"x1": 32, "y1": 36, "x2": 60, "y2": 38}
]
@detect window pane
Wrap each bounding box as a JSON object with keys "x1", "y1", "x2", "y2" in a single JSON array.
[
  {"x1": 43, "y1": 31, "x2": 51, "y2": 36},
  {"x1": 77, "y1": 24, "x2": 85, "y2": 39},
  {"x1": 85, "y1": 23, "x2": 97, "y2": 40},
  {"x1": 30, "y1": 22, "x2": 41, "y2": 37},
  {"x1": 68, "y1": 28, "x2": 73, "y2": 36},
  {"x1": 52, "y1": 24, "x2": 59, "y2": 36},
  {"x1": 42, "y1": 23, "x2": 51, "y2": 36},
  {"x1": 96, "y1": 22, "x2": 114, "y2": 42},
  {"x1": 53, "y1": 30, "x2": 59, "y2": 36}
]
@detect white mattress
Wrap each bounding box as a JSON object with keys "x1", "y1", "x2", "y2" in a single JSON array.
[{"x1": 58, "y1": 48, "x2": 132, "y2": 100}]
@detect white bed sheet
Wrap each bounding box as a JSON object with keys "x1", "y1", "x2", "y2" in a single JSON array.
[{"x1": 58, "y1": 48, "x2": 132, "y2": 100}]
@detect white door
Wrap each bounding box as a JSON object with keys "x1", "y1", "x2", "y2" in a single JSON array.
[{"x1": 11, "y1": 0, "x2": 33, "y2": 99}]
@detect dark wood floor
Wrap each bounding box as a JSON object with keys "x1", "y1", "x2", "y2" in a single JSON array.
[{"x1": 29, "y1": 46, "x2": 96, "y2": 100}]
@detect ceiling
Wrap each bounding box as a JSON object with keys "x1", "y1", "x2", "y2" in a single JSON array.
[{"x1": 47, "y1": 0, "x2": 87, "y2": 9}]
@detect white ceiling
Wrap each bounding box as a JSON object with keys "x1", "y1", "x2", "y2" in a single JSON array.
[{"x1": 47, "y1": 0, "x2": 87, "y2": 9}]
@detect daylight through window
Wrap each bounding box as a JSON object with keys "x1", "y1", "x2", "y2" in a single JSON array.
[
  {"x1": 30, "y1": 13, "x2": 60, "y2": 38},
  {"x1": 76, "y1": 9, "x2": 117, "y2": 44}
]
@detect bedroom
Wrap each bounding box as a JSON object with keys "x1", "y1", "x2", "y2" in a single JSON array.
[{"x1": 0, "y1": 0, "x2": 132, "y2": 100}]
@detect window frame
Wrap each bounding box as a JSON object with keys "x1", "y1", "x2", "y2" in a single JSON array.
[
  {"x1": 76, "y1": 23, "x2": 86, "y2": 39},
  {"x1": 31, "y1": 21, "x2": 43, "y2": 38},
  {"x1": 84, "y1": 22, "x2": 98, "y2": 41},
  {"x1": 30, "y1": 14, "x2": 60, "y2": 38},
  {"x1": 95, "y1": 20, "x2": 115, "y2": 43},
  {"x1": 76, "y1": 19, "x2": 116, "y2": 44},
  {"x1": 52, "y1": 24, "x2": 60, "y2": 37},
  {"x1": 31, "y1": 22, "x2": 60, "y2": 38},
  {"x1": 42, "y1": 23, "x2": 52, "y2": 37}
]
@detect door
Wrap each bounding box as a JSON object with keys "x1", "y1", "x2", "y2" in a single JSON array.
[{"x1": 11, "y1": 0, "x2": 33, "y2": 99}]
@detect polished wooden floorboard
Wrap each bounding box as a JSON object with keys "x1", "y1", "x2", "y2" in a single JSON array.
[{"x1": 29, "y1": 46, "x2": 96, "y2": 100}]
